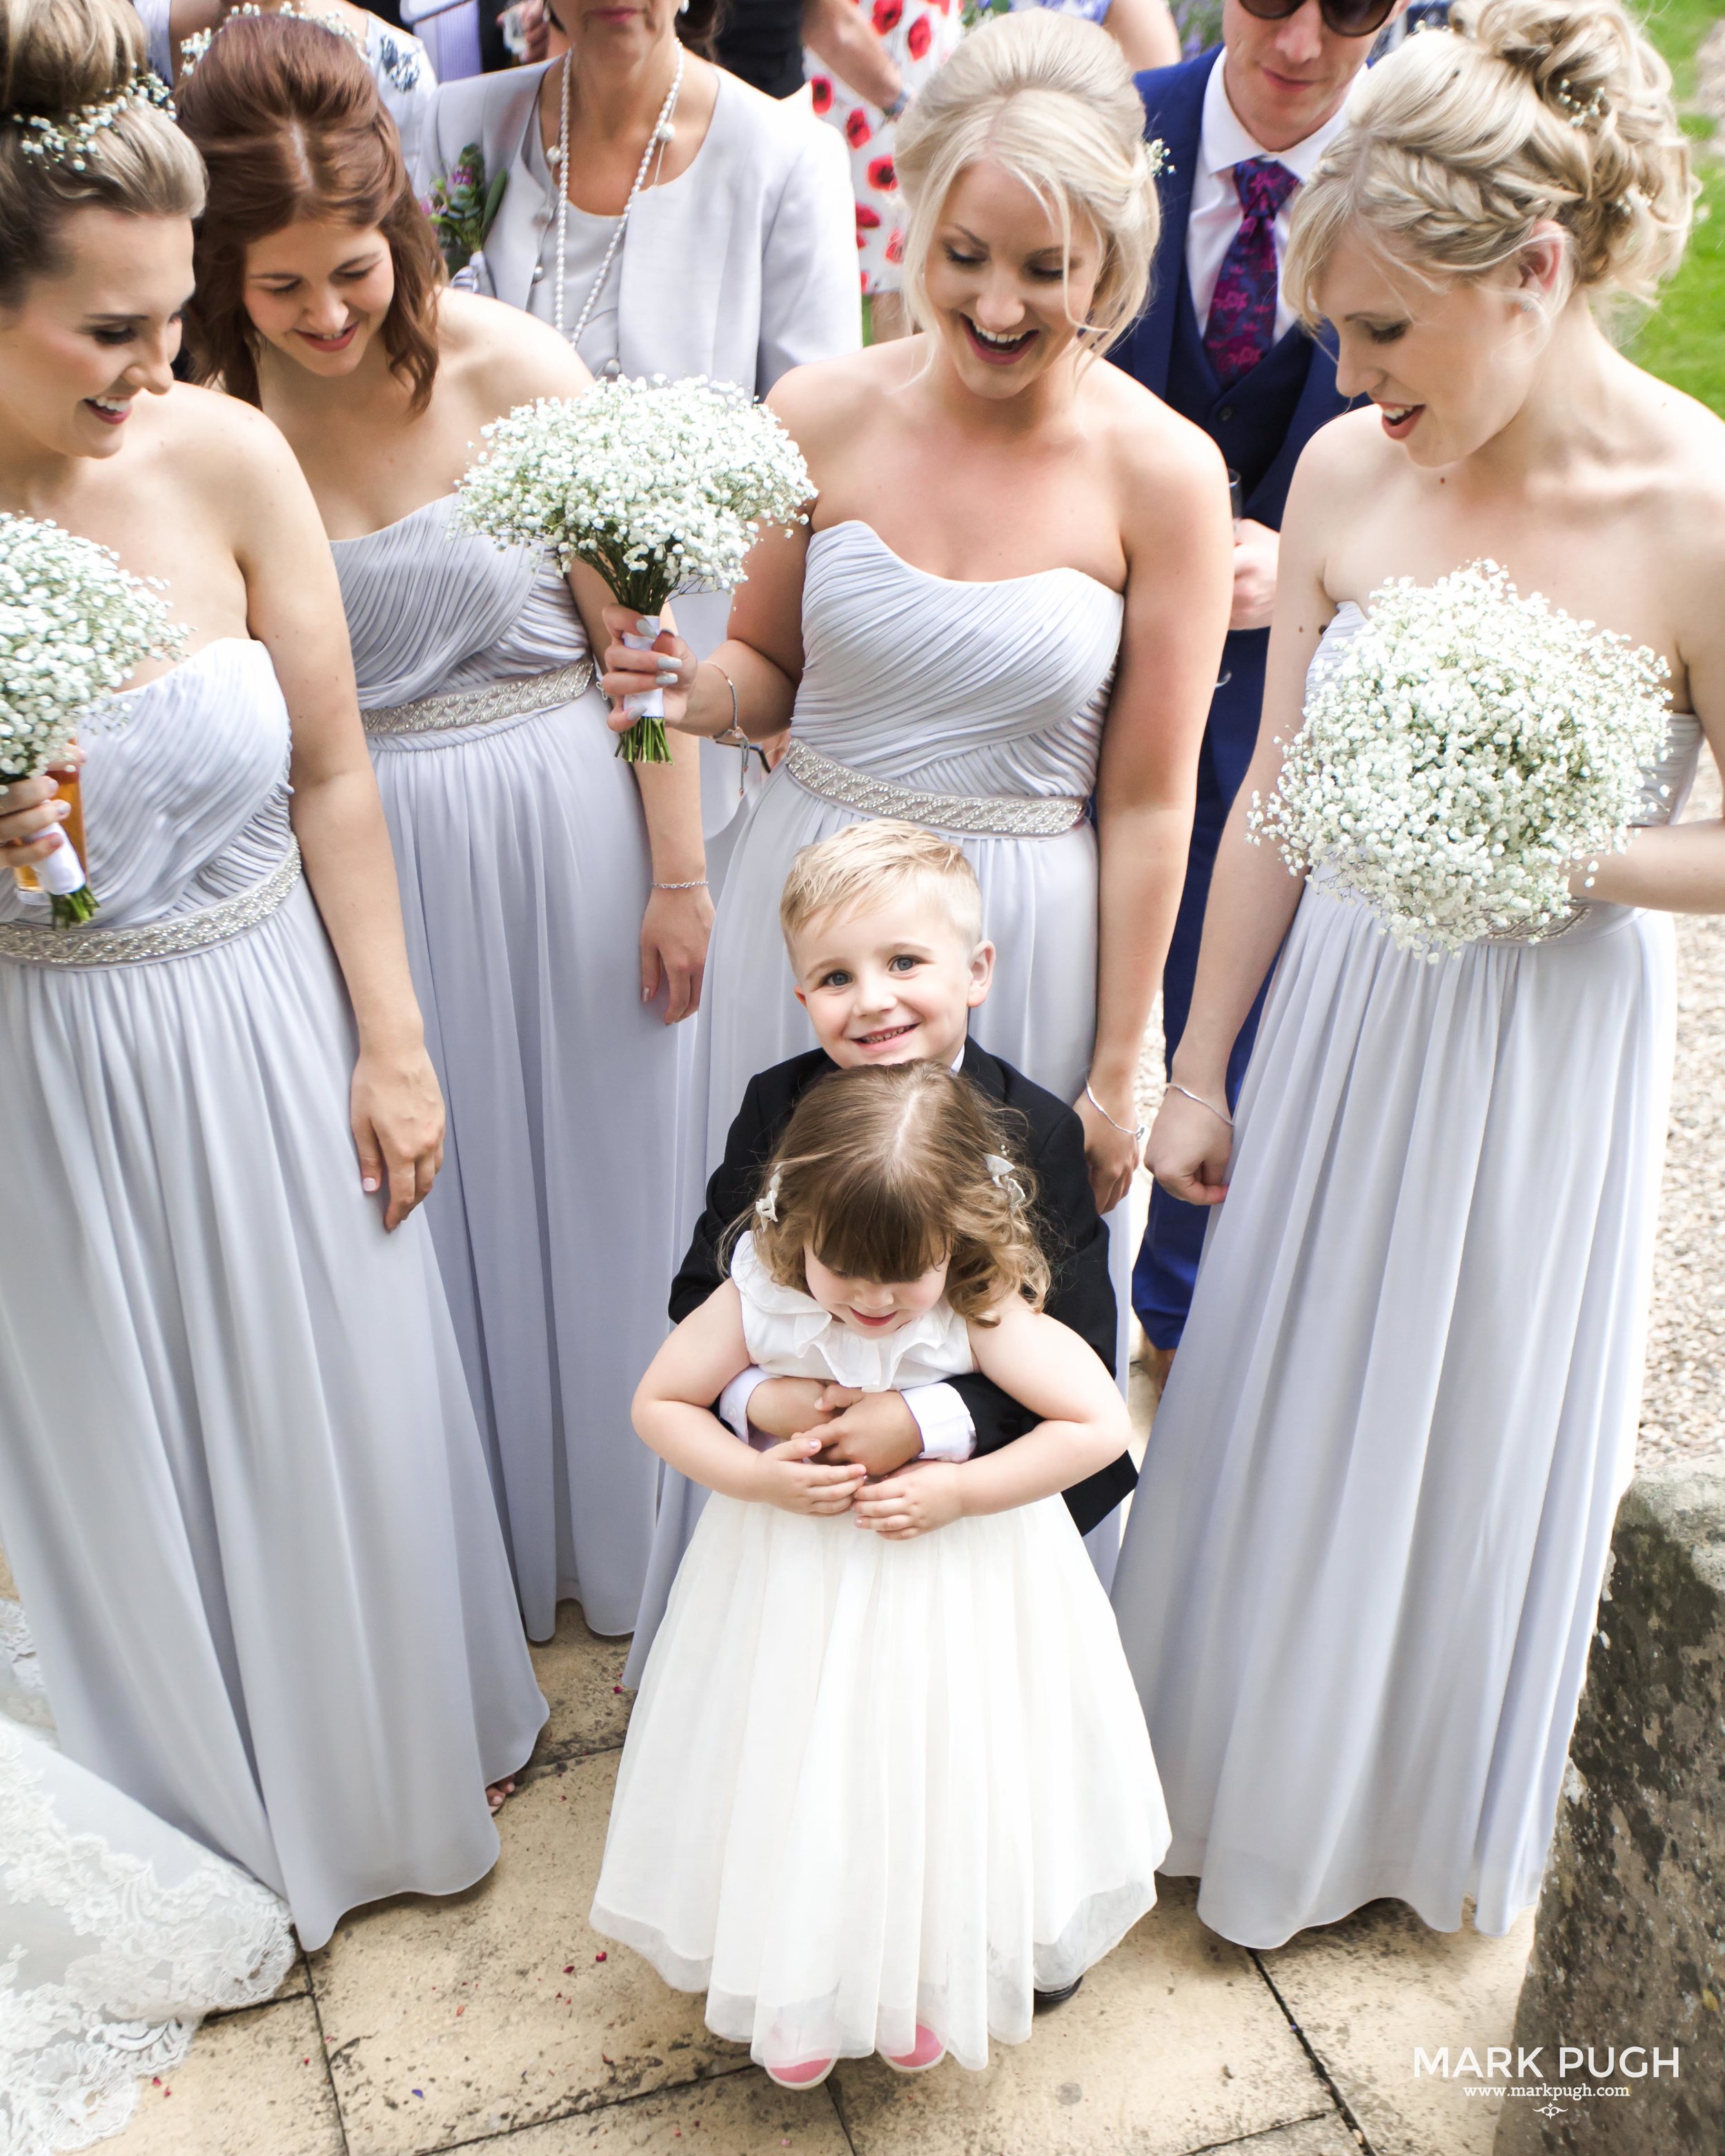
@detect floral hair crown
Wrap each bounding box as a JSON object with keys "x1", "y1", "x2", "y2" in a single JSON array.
[
  {"x1": 179, "y1": 2, "x2": 364, "y2": 74},
  {"x1": 6, "y1": 68, "x2": 174, "y2": 172}
]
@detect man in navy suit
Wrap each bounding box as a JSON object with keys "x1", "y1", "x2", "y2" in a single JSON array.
[{"x1": 1120, "y1": 0, "x2": 1403, "y2": 1369}]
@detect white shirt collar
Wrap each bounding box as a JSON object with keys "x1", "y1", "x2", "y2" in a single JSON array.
[{"x1": 1199, "y1": 53, "x2": 1353, "y2": 186}]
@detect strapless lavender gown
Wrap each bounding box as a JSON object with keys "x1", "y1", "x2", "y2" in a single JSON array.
[
  {"x1": 626, "y1": 519, "x2": 1127, "y2": 1681},
  {"x1": 1110, "y1": 600, "x2": 1705, "y2": 1948},
  {"x1": 0, "y1": 640, "x2": 545, "y2": 1950},
  {"x1": 334, "y1": 497, "x2": 683, "y2": 1641}
]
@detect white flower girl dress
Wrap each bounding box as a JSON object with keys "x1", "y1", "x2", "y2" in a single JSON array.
[{"x1": 591, "y1": 1234, "x2": 1167, "y2": 2074}]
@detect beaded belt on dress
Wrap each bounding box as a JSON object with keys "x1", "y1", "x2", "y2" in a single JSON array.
[
  {"x1": 363, "y1": 659, "x2": 595, "y2": 737},
  {"x1": 0, "y1": 842, "x2": 302, "y2": 969},
  {"x1": 785, "y1": 738, "x2": 1087, "y2": 838}
]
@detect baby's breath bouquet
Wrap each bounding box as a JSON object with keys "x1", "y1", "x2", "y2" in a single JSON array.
[
  {"x1": 452, "y1": 375, "x2": 814, "y2": 762},
  {"x1": 1248, "y1": 562, "x2": 1672, "y2": 957},
  {"x1": 0, "y1": 515, "x2": 183, "y2": 925}
]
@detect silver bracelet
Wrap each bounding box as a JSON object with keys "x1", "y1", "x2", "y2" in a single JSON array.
[
  {"x1": 709, "y1": 662, "x2": 747, "y2": 750},
  {"x1": 653, "y1": 877, "x2": 709, "y2": 891},
  {"x1": 1166, "y1": 1081, "x2": 1233, "y2": 1128},
  {"x1": 1084, "y1": 1082, "x2": 1147, "y2": 1146}
]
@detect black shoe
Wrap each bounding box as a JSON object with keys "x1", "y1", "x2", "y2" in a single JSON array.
[{"x1": 1034, "y1": 1977, "x2": 1084, "y2": 2012}]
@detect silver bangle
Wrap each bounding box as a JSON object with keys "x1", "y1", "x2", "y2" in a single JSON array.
[
  {"x1": 1166, "y1": 1081, "x2": 1232, "y2": 1129},
  {"x1": 708, "y1": 662, "x2": 747, "y2": 750},
  {"x1": 653, "y1": 877, "x2": 709, "y2": 891},
  {"x1": 1085, "y1": 1082, "x2": 1147, "y2": 1146}
]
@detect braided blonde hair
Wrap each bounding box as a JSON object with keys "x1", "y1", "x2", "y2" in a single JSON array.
[{"x1": 1283, "y1": 0, "x2": 1694, "y2": 319}]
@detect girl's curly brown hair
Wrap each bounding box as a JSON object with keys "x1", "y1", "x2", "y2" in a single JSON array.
[
  {"x1": 174, "y1": 9, "x2": 442, "y2": 412},
  {"x1": 739, "y1": 1062, "x2": 1049, "y2": 1324}
]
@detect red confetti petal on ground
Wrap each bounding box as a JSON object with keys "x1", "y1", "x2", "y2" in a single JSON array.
[
  {"x1": 595, "y1": 1950, "x2": 607, "y2": 1961},
  {"x1": 613, "y1": 1685, "x2": 623, "y2": 1694},
  {"x1": 564, "y1": 1964, "x2": 575, "y2": 1972}
]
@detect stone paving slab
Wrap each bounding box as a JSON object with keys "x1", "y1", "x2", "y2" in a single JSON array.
[
  {"x1": 115, "y1": 1993, "x2": 342, "y2": 2156},
  {"x1": 1257, "y1": 1901, "x2": 1534, "y2": 2156},
  {"x1": 472, "y1": 2070, "x2": 851, "y2": 2154},
  {"x1": 827, "y1": 1879, "x2": 1331, "y2": 2156},
  {"x1": 309, "y1": 1751, "x2": 749, "y2": 2156},
  {"x1": 530, "y1": 1600, "x2": 634, "y2": 1763}
]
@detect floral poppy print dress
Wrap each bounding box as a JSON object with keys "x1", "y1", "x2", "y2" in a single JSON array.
[{"x1": 805, "y1": 0, "x2": 965, "y2": 296}]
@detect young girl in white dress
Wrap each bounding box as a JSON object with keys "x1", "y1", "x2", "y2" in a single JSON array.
[{"x1": 593, "y1": 1060, "x2": 1168, "y2": 2082}]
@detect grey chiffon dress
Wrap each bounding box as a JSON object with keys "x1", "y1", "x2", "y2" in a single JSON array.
[
  {"x1": 333, "y1": 497, "x2": 683, "y2": 1641},
  {"x1": 1110, "y1": 599, "x2": 1704, "y2": 1948},
  {"x1": 0, "y1": 637, "x2": 546, "y2": 1950}
]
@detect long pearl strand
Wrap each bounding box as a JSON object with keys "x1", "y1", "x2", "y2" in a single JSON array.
[{"x1": 550, "y1": 49, "x2": 684, "y2": 366}]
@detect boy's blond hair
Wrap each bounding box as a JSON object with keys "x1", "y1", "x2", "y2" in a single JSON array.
[{"x1": 779, "y1": 821, "x2": 984, "y2": 953}]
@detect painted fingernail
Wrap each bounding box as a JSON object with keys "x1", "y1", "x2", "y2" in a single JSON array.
[
  {"x1": 362, "y1": 1176, "x2": 380, "y2": 1192},
  {"x1": 51, "y1": 802, "x2": 70, "y2": 820},
  {"x1": 635, "y1": 617, "x2": 655, "y2": 635}
]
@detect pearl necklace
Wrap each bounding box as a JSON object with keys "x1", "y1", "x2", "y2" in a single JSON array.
[{"x1": 550, "y1": 50, "x2": 684, "y2": 368}]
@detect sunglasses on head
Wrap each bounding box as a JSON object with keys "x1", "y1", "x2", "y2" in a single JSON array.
[{"x1": 1235, "y1": 0, "x2": 1399, "y2": 39}]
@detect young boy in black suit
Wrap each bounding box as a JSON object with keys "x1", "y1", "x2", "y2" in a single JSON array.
[{"x1": 671, "y1": 819, "x2": 1135, "y2": 1537}]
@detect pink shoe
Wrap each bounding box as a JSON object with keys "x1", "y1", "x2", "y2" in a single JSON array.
[
  {"x1": 880, "y1": 2024, "x2": 946, "y2": 2073},
  {"x1": 765, "y1": 2055, "x2": 836, "y2": 2090}
]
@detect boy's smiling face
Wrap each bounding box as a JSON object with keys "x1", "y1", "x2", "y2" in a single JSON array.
[{"x1": 789, "y1": 889, "x2": 994, "y2": 1071}]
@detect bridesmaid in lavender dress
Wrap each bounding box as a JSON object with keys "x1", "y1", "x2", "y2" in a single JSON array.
[
  {"x1": 603, "y1": 14, "x2": 1232, "y2": 1665},
  {"x1": 0, "y1": 0, "x2": 542, "y2": 1955},
  {"x1": 181, "y1": 13, "x2": 711, "y2": 1643}
]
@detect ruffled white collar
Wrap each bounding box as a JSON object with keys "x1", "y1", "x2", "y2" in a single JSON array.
[{"x1": 731, "y1": 1232, "x2": 972, "y2": 1392}]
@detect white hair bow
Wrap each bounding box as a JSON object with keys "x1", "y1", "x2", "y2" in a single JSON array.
[
  {"x1": 755, "y1": 1168, "x2": 782, "y2": 1224},
  {"x1": 985, "y1": 1154, "x2": 1026, "y2": 1210}
]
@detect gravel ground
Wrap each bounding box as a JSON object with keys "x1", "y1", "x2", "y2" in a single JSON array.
[{"x1": 1132, "y1": 749, "x2": 1725, "y2": 1470}]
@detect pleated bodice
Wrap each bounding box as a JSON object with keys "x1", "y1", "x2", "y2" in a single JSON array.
[
  {"x1": 331, "y1": 495, "x2": 589, "y2": 709},
  {"x1": 790, "y1": 522, "x2": 1123, "y2": 799},
  {"x1": 0, "y1": 640, "x2": 290, "y2": 932}
]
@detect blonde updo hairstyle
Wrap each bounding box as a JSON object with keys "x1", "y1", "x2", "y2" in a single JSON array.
[
  {"x1": 893, "y1": 8, "x2": 1160, "y2": 357},
  {"x1": 1284, "y1": 0, "x2": 1693, "y2": 322},
  {"x1": 0, "y1": 0, "x2": 204, "y2": 309}
]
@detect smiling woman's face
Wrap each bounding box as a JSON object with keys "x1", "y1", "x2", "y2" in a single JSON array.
[
  {"x1": 921, "y1": 157, "x2": 1102, "y2": 399},
  {"x1": 1319, "y1": 226, "x2": 1557, "y2": 468},
  {"x1": 243, "y1": 217, "x2": 395, "y2": 379},
  {"x1": 0, "y1": 208, "x2": 191, "y2": 460}
]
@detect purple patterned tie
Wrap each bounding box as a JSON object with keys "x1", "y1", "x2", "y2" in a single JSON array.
[{"x1": 1203, "y1": 159, "x2": 1299, "y2": 390}]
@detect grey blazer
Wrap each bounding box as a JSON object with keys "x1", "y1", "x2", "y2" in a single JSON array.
[{"x1": 416, "y1": 64, "x2": 860, "y2": 394}]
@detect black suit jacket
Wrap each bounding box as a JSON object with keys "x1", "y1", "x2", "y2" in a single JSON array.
[{"x1": 670, "y1": 1042, "x2": 1136, "y2": 1534}]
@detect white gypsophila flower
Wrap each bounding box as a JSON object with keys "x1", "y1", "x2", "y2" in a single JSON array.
[
  {"x1": 0, "y1": 515, "x2": 184, "y2": 782},
  {"x1": 1247, "y1": 562, "x2": 1673, "y2": 959},
  {"x1": 449, "y1": 375, "x2": 814, "y2": 608}
]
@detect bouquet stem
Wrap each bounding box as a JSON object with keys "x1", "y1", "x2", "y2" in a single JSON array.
[
  {"x1": 12, "y1": 767, "x2": 97, "y2": 925},
  {"x1": 616, "y1": 615, "x2": 673, "y2": 764}
]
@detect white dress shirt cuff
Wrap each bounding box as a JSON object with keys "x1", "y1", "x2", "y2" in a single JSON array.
[
  {"x1": 905, "y1": 1381, "x2": 976, "y2": 1463},
  {"x1": 718, "y1": 1366, "x2": 771, "y2": 1439}
]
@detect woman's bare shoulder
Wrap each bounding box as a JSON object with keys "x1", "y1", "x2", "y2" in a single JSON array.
[
  {"x1": 769, "y1": 342, "x2": 918, "y2": 430},
  {"x1": 435, "y1": 287, "x2": 591, "y2": 410}
]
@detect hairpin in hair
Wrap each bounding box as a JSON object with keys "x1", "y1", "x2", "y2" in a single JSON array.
[
  {"x1": 1145, "y1": 137, "x2": 1170, "y2": 181},
  {"x1": 1555, "y1": 78, "x2": 1608, "y2": 128},
  {"x1": 984, "y1": 1154, "x2": 1027, "y2": 1210},
  {"x1": 180, "y1": 2, "x2": 364, "y2": 72},
  {"x1": 8, "y1": 69, "x2": 174, "y2": 171},
  {"x1": 755, "y1": 1168, "x2": 782, "y2": 1225}
]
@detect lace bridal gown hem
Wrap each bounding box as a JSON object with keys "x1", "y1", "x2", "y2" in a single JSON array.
[{"x1": 1, "y1": 1599, "x2": 295, "y2": 2156}]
